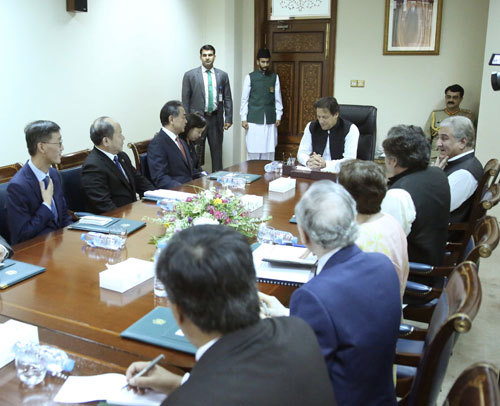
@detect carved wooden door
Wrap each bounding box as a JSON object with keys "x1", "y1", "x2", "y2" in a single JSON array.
[{"x1": 254, "y1": 1, "x2": 337, "y2": 160}]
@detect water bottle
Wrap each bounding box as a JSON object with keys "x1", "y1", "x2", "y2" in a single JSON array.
[
  {"x1": 257, "y1": 224, "x2": 298, "y2": 245},
  {"x1": 80, "y1": 232, "x2": 126, "y2": 250},
  {"x1": 153, "y1": 240, "x2": 168, "y2": 297}
]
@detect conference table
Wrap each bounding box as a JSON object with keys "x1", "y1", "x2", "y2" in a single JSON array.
[{"x1": 0, "y1": 160, "x2": 317, "y2": 404}]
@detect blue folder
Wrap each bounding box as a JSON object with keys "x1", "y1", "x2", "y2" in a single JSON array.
[
  {"x1": 68, "y1": 216, "x2": 146, "y2": 235},
  {"x1": 121, "y1": 307, "x2": 196, "y2": 354},
  {"x1": 0, "y1": 259, "x2": 45, "y2": 289}
]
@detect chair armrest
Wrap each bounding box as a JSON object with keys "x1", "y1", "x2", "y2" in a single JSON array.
[
  {"x1": 399, "y1": 323, "x2": 427, "y2": 340},
  {"x1": 403, "y1": 299, "x2": 438, "y2": 323},
  {"x1": 395, "y1": 352, "x2": 421, "y2": 367}
]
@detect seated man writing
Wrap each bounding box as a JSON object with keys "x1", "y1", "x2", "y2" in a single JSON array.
[
  {"x1": 126, "y1": 225, "x2": 336, "y2": 405},
  {"x1": 297, "y1": 97, "x2": 359, "y2": 171},
  {"x1": 260, "y1": 181, "x2": 401, "y2": 406}
]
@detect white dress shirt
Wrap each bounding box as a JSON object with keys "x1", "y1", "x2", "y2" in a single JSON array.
[
  {"x1": 446, "y1": 150, "x2": 479, "y2": 212},
  {"x1": 297, "y1": 121, "x2": 359, "y2": 172},
  {"x1": 380, "y1": 188, "x2": 417, "y2": 236},
  {"x1": 201, "y1": 66, "x2": 218, "y2": 112}
]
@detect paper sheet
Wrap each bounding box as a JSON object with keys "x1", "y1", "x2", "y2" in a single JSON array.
[
  {"x1": 54, "y1": 373, "x2": 167, "y2": 405},
  {"x1": 0, "y1": 320, "x2": 39, "y2": 369}
]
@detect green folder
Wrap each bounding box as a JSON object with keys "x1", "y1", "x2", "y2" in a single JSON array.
[
  {"x1": 68, "y1": 216, "x2": 146, "y2": 235},
  {"x1": 121, "y1": 307, "x2": 196, "y2": 354},
  {"x1": 209, "y1": 171, "x2": 262, "y2": 183},
  {"x1": 0, "y1": 259, "x2": 45, "y2": 289}
]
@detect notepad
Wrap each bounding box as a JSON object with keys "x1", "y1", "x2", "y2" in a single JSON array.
[
  {"x1": 209, "y1": 171, "x2": 261, "y2": 183},
  {"x1": 0, "y1": 259, "x2": 45, "y2": 289},
  {"x1": 254, "y1": 243, "x2": 317, "y2": 267},
  {"x1": 143, "y1": 189, "x2": 196, "y2": 202},
  {"x1": 54, "y1": 373, "x2": 166, "y2": 405}
]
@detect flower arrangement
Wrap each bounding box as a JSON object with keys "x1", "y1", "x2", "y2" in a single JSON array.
[{"x1": 150, "y1": 187, "x2": 270, "y2": 246}]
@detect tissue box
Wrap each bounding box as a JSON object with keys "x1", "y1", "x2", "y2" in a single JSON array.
[
  {"x1": 240, "y1": 194, "x2": 264, "y2": 212},
  {"x1": 269, "y1": 177, "x2": 296, "y2": 193},
  {"x1": 99, "y1": 258, "x2": 154, "y2": 293}
]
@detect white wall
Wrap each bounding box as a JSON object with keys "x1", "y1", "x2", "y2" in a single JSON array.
[
  {"x1": 0, "y1": 0, "x2": 205, "y2": 166},
  {"x1": 334, "y1": 0, "x2": 489, "y2": 146}
]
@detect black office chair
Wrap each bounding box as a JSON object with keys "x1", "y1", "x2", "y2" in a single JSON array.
[
  {"x1": 339, "y1": 104, "x2": 377, "y2": 160},
  {"x1": 55, "y1": 149, "x2": 91, "y2": 213},
  {"x1": 128, "y1": 139, "x2": 152, "y2": 182},
  {"x1": 0, "y1": 162, "x2": 23, "y2": 243}
]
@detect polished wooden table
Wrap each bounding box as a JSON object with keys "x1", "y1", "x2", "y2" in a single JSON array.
[{"x1": 1, "y1": 161, "x2": 314, "y2": 377}]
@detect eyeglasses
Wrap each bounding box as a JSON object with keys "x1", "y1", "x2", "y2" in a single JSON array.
[{"x1": 42, "y1": 141, "x2": 63, "y2": 148}]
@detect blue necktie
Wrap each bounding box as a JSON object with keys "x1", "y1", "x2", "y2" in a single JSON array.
[
  {"x1": 114, "y1": 156, "x2": 129, "y2": 182},
  {"x1": 43, "y1": 176, "x2": 58, "y2": 222}
]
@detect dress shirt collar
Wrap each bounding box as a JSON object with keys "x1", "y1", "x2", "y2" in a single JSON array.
[
  {"x1": 448, "y1": 149, "x2": 474, "y2": 162},
  {"x1": 95, "y1": 146, "x2": 118, "y2": 162},
  {"x1": 316, "y1": 247, "x2": 341, "y2": 275},
  {"x1": 195, "y1": 337, "x2": 220, "y2": 362},
  {"x1": 201, "y1": 66, "x2": 215, "y2": 75},
  {"x1": 161, "y1": 127, "x2": 179, "y2": 144},
  {"x1": 27, "y1": 159, "x2": 49, "y2": 182}
]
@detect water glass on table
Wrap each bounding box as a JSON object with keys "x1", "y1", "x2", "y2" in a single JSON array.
[{"x1": 14, "y1": 341, "x2": 47, "y2": 387}]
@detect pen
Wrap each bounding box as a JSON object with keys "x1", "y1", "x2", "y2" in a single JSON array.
[
  {"x1": 122, "y1": 354, "x2": 165, "y2": 389},
  {"x1": 261, "y1": 301, "x2": 271, "y2": 317}
]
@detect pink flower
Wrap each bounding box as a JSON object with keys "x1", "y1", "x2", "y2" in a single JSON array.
[
  {"x1": 214, "y1": 211, "x2": 223, "y2": 219},
  {"x1": 186, "y1": 197, "x2": 193, "y2": 202}
]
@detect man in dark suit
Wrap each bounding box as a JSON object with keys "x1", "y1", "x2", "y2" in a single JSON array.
[
  {"x1": 81, "y1": 117, "x2": 154, "y2": 214},
  {"x1": 0, "y1": 235, "x2": 13, "y2": 260},
  {"x1": 7, "y1": 120, "x2": 73, "y2": 244},
  {"x1": 261, "y1": 181, "x2": 401, "y2": 406},
  {"x1": 126, "y1": 225, "x2": 336, "y2": 405},
  {"x1": 148, "y1": 101, "x2": 197, "y2": 189},
  {"x1": 182, "y1": 44, "x2": 233, "y2": 171}
]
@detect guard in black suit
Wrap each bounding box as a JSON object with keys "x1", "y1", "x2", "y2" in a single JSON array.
[
  {"x1": 126, "y1": 225, "x2": 336, "y2": 406},
  {"x1": 148, "y1": 100, "x2": 197, "y2": 189},
  {"x1": 81, "y1": 117, "x2": 154, "y2": 214}
]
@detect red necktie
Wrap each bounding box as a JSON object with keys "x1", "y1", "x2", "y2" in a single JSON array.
[{"x1": 176, "y1": 137, "x2": 188, "y2": 162}]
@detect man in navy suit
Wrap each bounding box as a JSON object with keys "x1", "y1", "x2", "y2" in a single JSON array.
[
  {"x1": 261, "y1": 180, "x2": 401, "y2": 406},
  {"x1": 148, "y1": 100, "x2": 197, "y2": 189},
  {"x1": 182, "y1": 45, "x2": 233, "y2": 171},
  {"x1": 7, "y1": 120, "x2": 73, "y2": 244},
  {"x1": 81, "y1": 116, "x2": 154, "y2": 214}
]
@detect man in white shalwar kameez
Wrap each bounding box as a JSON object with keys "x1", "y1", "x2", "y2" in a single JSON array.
[{"x1": 240, "y1": 49, "x2": 283, "y2": 161}]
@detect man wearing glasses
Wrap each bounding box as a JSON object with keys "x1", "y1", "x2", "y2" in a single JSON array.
[{"x1": 7, "y1": 120, "x2": 72, "y2": 244}]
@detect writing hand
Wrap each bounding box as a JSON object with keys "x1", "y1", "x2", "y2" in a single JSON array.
[{"x1": 126, "y1": 362, "x2": 182, "y2": 395}]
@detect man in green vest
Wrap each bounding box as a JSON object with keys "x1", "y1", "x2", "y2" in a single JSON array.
[
  {"x1": 425, "y1": 84, "x2": 476, "y2": 158},
  {"x1": 240, "y1": 48, "x2": 283, "y2": 160}
]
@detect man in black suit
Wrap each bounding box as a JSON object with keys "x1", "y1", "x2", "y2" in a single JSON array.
[
  {"x1": 0, "y1": 235, "x2": 13, "y2": 260},
  {"x1": 148, "y1": 101, "x2": 197, "y2": 189},
  {"x1": 125, "y1": 225, "x2": 335, "y2": 406},
  {"x1": 81, "y1": 117, "x2": 154, "y2": 214}
]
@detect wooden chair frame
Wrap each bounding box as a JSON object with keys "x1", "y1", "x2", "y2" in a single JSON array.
[
  {"x1": 127, "y1": 139, "x2": 151, "y2": 173},
  {"x1": 0, "y1": 162, "x2": 23, "y2": 183}
]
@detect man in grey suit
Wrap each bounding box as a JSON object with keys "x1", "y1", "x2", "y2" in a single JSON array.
[{"x1": 182, "y1": 44, "x2": 233, "y2": 172}]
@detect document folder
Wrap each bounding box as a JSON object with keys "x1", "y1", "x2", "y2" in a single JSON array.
[
  {"x1": 0, "y1": 259, "x2": 45, "y2": 289},
  {"x1": 209, "y1": 171, "x2": 261, "y2": 183},
  {"x1": 121, "y1": 307, "x2": 196, "y2": 354},
  {"x1": 68, "y1": 216, "x2": 146, "y2": 235}
]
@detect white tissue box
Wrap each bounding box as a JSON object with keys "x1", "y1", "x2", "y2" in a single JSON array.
[
  {"x1": 240, "y1": 194, "x2": 264, "y2": 212},
  {"x1": 99, "y1": 258, "x2": 154, "y2": 293},
  {"x1": 269, "y1": 177, "x2": 296, "y2": 193}
]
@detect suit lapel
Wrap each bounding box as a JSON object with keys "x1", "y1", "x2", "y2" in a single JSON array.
[
  {"x1": 94, "y1": 148, "x2": 133, "y2": 193},
  {"x1": 24, "y1": 164, "x2": 57, "y2": 227},
  {"x1": 117, "y1": 154, "x2": 136, "y2": 195},
  {"x1": 160, "y1": 130, "x2": 191, "y2": 171},
  {"x1": 196, "y1": 68, "x2": 206, "y2": 101}
]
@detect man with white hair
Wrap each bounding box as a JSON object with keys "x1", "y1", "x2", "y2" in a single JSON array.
[
  {"x1": 260, "y1": 180, "x2": 401, "y2": 406},
  {"x1": 434, "y1": 116, "x2": 483, "y2": 223}
]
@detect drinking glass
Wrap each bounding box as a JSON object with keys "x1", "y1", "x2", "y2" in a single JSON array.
[{"x1": 14, "y1": 341, "x2": 47, "y2": 387}]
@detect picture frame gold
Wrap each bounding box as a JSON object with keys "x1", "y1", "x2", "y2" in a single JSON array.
[{"x1": 383, "y1": 0, "x2": 443, "y2": 55}]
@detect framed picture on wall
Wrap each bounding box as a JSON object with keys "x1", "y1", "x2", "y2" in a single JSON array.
[{"x1": 383, "y1": 0, "x2": 443, "y2": 55}]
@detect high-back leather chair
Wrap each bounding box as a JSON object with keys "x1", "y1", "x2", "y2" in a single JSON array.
[
  {"x1": 444, "y1": 362, "x2": 500, "y2": 406},
  {"x1": 339, "y1": 104, "x2": 377, "y2": 160},
  {"x1": 55, "y1": 149, "x2": 91, "y2": 213},
  {"x1": 127, "y1": 139, "x2": 152, "y2": 181},
  {"x1": 395, "y1": 261, "x2": 482, "y2": 406},
  {"x1": 0, "y1": 162, "x2": 23, "y2": 243}
]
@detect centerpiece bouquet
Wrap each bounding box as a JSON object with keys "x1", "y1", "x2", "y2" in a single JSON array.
[{"x1": 150, "y1": 187, "x2": 270, "y2": 246}]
